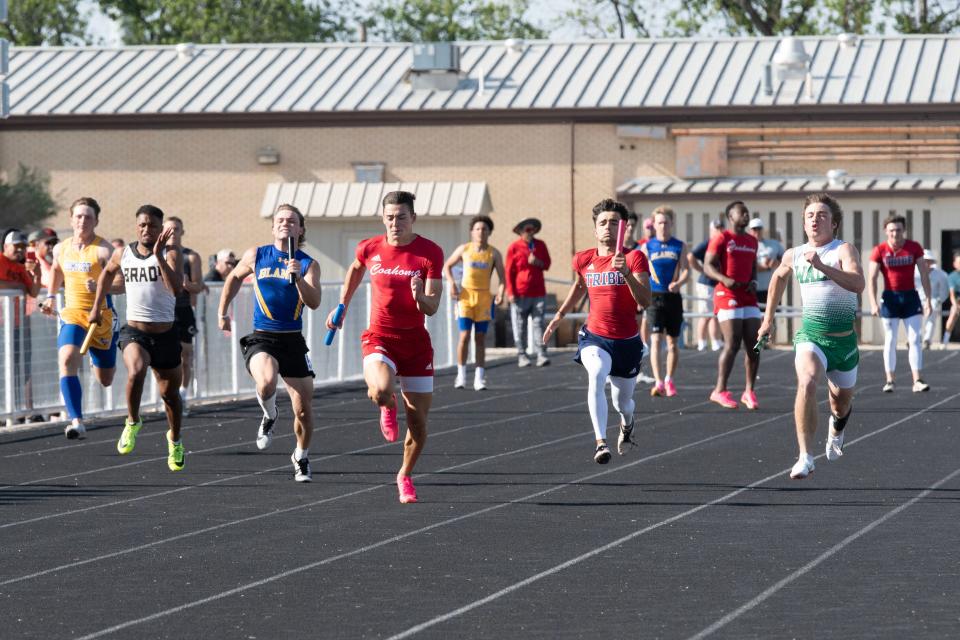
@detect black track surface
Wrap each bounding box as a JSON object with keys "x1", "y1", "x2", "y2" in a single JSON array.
[{"x1": 2, "y1": 348, "x2": 959, "y2": 639}]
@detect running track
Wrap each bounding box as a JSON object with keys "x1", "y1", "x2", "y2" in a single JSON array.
[{"x1": 2, "y1": 348, "x2": 959, "y2": 639}]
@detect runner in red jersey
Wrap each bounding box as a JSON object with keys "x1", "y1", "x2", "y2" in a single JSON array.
[
  {"x1": 704, "y1": 201, "x2": 762, "y2": 410},
  {"x1": 543, "y1": 199, "x2": 651, "y2": 464},
  {"x1": 866, "y1": 214, "x2": 931, "y2": 393},
  {"x1": 326, "y1": 191, "x2": 444, "y2": 504}
]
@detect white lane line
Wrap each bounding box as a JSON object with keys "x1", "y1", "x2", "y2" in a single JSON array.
[
  {"x1": 686, "y1": 466, "x2": 960, "y2": 639},
  {"x1": 0, "y1": 398, "x2": 711, "y2": 582},
  {"x1": 70, "y1": 402, "x2": 796, "y2": 640},
  {"x1": 383, "y1": 389, "x2": 960, "y2": 640}
]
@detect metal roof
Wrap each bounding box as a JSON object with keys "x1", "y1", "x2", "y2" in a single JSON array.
[
  {"x1": 259, "y1": 181, "x2": 491, "y2": 219},
  {"x1": 617, "y1": 174, "x2": 960, "y2": 197},
  {"x1": 7, "y1": 35, "x2": 960, "y2": 118}
]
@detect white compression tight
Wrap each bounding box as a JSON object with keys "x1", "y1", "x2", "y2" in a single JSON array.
[
  {"x1": 580, "y1": 345, "x2": 637, "y2": 441},
  {"x1": 882, "y1": 315, "x2": 923, "y2": 375}
]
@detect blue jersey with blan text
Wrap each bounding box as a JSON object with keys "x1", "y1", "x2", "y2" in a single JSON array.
[
  {"x1": 252, "y1": 244, "x2": 314, "y2": 332},
  {"x1": 646, "y1": 237, "x2": 683, "y2": 293}
]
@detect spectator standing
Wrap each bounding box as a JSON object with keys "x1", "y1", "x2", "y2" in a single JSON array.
[
  {"x1": 204, "y1": 249, "x2": 237, "y2": 282},
  {"x1": 28, "y1": 228, "x2": 59, "y2": 290},
  {"x1": 915, "y1": 250, "x2": 949, "y2": 349},
  {"x1": 1, "y1": 230, "x2": 42, "y2": 422},
  {"x1": 505, "y1": 217, "x2": 551, "y2": 367},
  {"x1": 945, "y1": 251, "x2": 960, "y2": 345},
  {"x1": 688, "y1": 218, "x2": 725, "y2": 352}
]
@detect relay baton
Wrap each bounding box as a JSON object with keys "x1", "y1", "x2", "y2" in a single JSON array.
[
  {"x1": 287, "y1": 237, "x2": 298, "y2": 284},
  {"x1": 615, "y1": 219, "x2": 627, "y2": 254},
  {"x1": 79, "y1": 322, "x2": 98, "y2": 355},
  {"x1": 753, "y1": 333, "x2": 769, "y2": 354},
  {"x1": 324, "y1": 303, "x2": 345, "y2": 346}
]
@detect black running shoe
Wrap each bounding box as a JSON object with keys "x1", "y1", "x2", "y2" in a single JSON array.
[
  {"x1": 256, "y1": 412, "x2": 277, "y2": 450},
  {"x1": 594, "y1": 443, "x2": 611, "y2": 464},
  {"x1": 617, "y1": 421, "x2": 636, "y2": 455},
  {"x1": 291, "y1": 453, "x2": 312, "y2": 482}
]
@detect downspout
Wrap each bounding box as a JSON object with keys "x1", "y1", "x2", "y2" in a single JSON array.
[{"x1": 570, "y1": 121, "x2": 576, "y2": 263}]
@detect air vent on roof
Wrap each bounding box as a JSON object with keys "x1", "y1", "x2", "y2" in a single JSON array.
[
  {"x1": 176, "y1": 42, "x2": 196, "y2": 61},
  {"x1": 409, "y1": 42, "x2": 461, "y2": 91}
]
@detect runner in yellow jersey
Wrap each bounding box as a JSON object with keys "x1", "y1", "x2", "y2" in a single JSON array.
[
  {"x1": 443, "y1": 216, "x2": 505, "y2": 390},
  {"x1": 40, "y1": 198, "x2": 119, "y2": 440}
]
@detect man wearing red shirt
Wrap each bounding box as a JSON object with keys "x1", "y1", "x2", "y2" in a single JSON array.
[
  {"x1": 867, "y1": 214, "x2": 931, "y2": 393},
  {"x1": 2, "y1": 229, "x2": 44, "y2": 422},
  {"x1": 327, "y1": 191, "x2": 443, "y2": 504},
  {"x1": 543, "y1": 199, "x2": 651, "y2": 464},
  {"x1": 704, "y1": 201, "x2": 762, "y2": 410},
  {"x1": 505, "y1": 218, "x2": 551, "y2": 367}
]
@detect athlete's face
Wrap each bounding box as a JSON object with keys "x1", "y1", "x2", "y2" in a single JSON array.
[
  {"x1": 727, "y1": 207, "x2": 750, "y2": 229},
  {"x1": 470, "y1": 221, "x2": 490, "y2": 245},
  {"x1": 135, "y1": 213, "x2": 162, "y2": 247},
  {"x1": 272, "y1": 210, "x2": 301, "y2": 243},
  {"x1": 803, "y1": 203, "x2": 835, "y2": 242},
  {"x1": 624, "y1": 219, "x2": 637, "y2": 242},
  {"x1": 71, "y1": 206, "x2": 98, "y2": 237},
  {"x1": 885, "y1": 222, "x2": 905, "y2": 248},
  {"x1": 594, "y1": 211, "x2": 621, "y2": 247},
  {"x1": 654, "y1": 213, "x2": 672, "y2": 239},
  {"x1": 163, "y1": 220, "x2": 183, "y2": 246},
  {"x1": 382, "y1": 204, "x2": 415, "y2": 243}
]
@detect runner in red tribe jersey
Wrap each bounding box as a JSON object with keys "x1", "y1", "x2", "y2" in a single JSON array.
[
  {"x1": 326, "y1": 191, "x2": 444, "y2": 504},
  {"x1": 866, "y1": 214, "x2": 931, "y2": 393},
  {"x1": 704, "y1": 201, "x2": 762, "y2": 410},
  {"x1": 543, "y1": 199, "x2": 652, "y2": 464}
]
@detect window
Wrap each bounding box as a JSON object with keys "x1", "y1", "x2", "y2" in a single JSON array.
[{"x1": 352, "y1": 162, "x2": 385, "y2": 183}]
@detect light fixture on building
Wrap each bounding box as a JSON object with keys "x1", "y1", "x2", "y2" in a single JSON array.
[
  {"x1": 256, "y1": 146, "x2": 280, "y2": 165},
  {"x1": 826, "y1": 168, "x2": 848, "y2": 188}
]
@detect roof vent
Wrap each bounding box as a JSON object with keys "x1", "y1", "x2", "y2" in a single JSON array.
[
  {"x1": 504, "y1": 38, "x2": 525, "y2": 54},
  {"x1": 837, "y1": 33, "x2": 858, "y2": 48},
  {"x1": 826, "y1": 169, "x2": 848, "y2": 188},
  {"x1": 409, "y1": 43, "x2": 461, "y2": 91},
  {"x1": 772, "y1": 37, "x2": 810, "y2": 80},
  {"x1": 176, "y1": 42, "x2": 196, "y2": 61}
]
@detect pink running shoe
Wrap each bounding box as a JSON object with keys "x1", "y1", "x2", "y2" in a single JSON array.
[
  {"x1": 740, "y1": 390, "x2": 759, "y2": 410},
  {"x1": 650, "y1": 382, "x2": 665, "y2": 397},
  {"x1": 664, "y1": 380, "x2": 677, "y2": 397},
  {"x1": 709, "y1": 390, "x2": 738, "y2": 409},
  {"x1": 397, "y1": 473, "x2": 418, "y2": 503},
  {"x1": 380, "y1": 396, "x2": 399, "y2": 442}
]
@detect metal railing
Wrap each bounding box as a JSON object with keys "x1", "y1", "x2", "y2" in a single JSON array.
[{"x1": 1, "y1": 282, "x2": 460, "y2": 424}]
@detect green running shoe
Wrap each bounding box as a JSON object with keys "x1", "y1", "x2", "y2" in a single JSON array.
[
  {"x1": 117, "y1": 419, "x2": 142, "y2": 455},
  {"x1": 167, "y1": 439, "x2": 185, "y2": 472}
]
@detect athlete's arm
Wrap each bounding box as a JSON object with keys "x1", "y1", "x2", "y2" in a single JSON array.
[
  {"x1": 668, "y1": 241, "x2": 689, "y2": 292},
  {"x1": 493, "y1": 248, "x2": 506, "y2": 305},
  {"x1": 412, "y1": 276, "x2": 441, "y2": 316},
  {"x1": 40, "y1": 243, "x2": 64, "y2": 316},
  {"x1": 866, "y1": 260, "x2": 880, "y2": 316},
  {"x1": 183, "y1": 252, "x2": 205, "y2": 295},
  {"x1": 88, "y1": 247, "x2": 123, "y2": 325},
  {"x1": 702, "y1": 249, "x2": 734, "y2": 289},
  {"x1": 758, "y1": 249, "x2": 795, "y2": 340},
  {"x1": 505, "y1": 245, "x2": 518, "y2": 302},
  {"x1": 327, "y1": 258, "x2": 366, "y2": 329},
  {"x1": 917, "y1": 257, "x2": 933, "y2": 316},
  {"x1": 442, "y1": 244, "x2": 465, "y2": 298},
  {"x1": 296, "y1": 260, "x2": 322, "y2": 310},
  {"x1": 542, "y1": 275, "x2": 586, "y2": 344},
  {"x1": 218, "y1": 247, "x2": 255, "y2": 332},
  {"x1": 155, "y1": 228, "x2": 182, "y2": 297},
  {"x1": 808, "y1": 243, "x2": 865, "y2": 294}
]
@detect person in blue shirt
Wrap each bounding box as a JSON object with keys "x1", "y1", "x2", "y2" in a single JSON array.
[
  {"x1": 641, "y1": 206, "x2": 689, "y2": 397},
  {"x1": 946, "y1": 251, "x2": 960, "y2": 345},
  {"x1": 218, "y1": 204, "x2": 322, "y2": 482}
]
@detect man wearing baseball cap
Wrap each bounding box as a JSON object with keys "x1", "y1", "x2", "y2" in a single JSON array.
[
  {"x1": 1, "y1": 230, "x2": 41, "y2": 296},
  {"x1": 28, "y1": 227, "x2": 59, "y2": 290},
  {"x1": 915, "y1": 249, "x2": 949, "y2": 349},
  {"x1": 205, "y1": 248, "x2": 237, "y2": 282}
]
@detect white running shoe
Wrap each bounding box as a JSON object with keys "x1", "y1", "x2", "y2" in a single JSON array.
[
  {"x1": 473, "y1": 376, "x2": 487, "y2": 391},
  {"x1": 617, "y1": 421, "x2": 636, "y2": 455},
  {"x1": 518, "y1": 354, "x2": 532, "y2": 368},
  {"x1": 790, "y1": 453, "x2": 815, "y2": 479},
  {"x1": 637, "y1": 371, "x2": 655, "y2": 384},
  {"x1": 912, "y1": 379, "x2": 930, "y2": 393},
  {"x1": 536, "y1": 354, "x2": 550, "y2": 367},
  {"x1": 882, "y1": 381, "x2": 895, "y2": 393},
  {"x1": 64, "y1": 421, "x2": 86, "y2": 440},
  {"x1": 256, "y1": 411, "x2": 277, "y2": 450},
  {"x1": 454, "y1": 372, "x2": 466, "y2": 389},
  {"x1": 825, "y1": 422, "x2": 844, "y2": 462}
]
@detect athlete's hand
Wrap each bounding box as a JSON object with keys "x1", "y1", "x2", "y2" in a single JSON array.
[
  {"x1": 803, "y1": 249, "x2": 823, "y2": 269},
  {"x1": 722, "y1": 276, "x2": 738, "y2": 289},
  {"x1": 286, "y1": 258, "x2": 301, "y2": 281},
  {"x1": 87, "y1": 307, "x2": 102, "y2": 326},
  {"x1": 410, "y1": 275, "x2": 425, "y2": 301},
  {"x1": 612, "y1": 253, "x2": 628, "y2": 275},
  {"x1": 667, "y1": 281, "x2": 681, "y2": 293},
  {"x1": 508, "y1": 293, "x2": 516, "y2": 304},
  {"x1": 923, "y1": 300, "x2": 932, "y2": 317},
  {"x1": 449, "y1": 284, "x2": 460, "y2": 300},
  {"x1": 325, "y1": 306, "x2": 344, "y2": 330},
  {"x1": 40, "y1": 297, "x2": 56, "y2": 316},
  {"x1": 757, "y1": 317, "x2": 772, "y2": 343},
  {"x1": 494, "y1": 292, "x2": 503, "y2": 305},
  {"x1": 154, "y1": 227, "x2": 174, "y2": 256},
  {"x1": 84, "y1": 278, "x2": 97, "y2": 293},
  {"x1": 219, "y1": 314, "x2": 231, "y2": 333},
  {"x1": 542, "y1": 315, "x2": 561, "y2": 345},
  {"x1": 870, "y1": 302, "x2": 880, "y2": 316}
]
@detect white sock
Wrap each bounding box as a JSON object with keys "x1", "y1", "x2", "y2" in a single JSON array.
[
  {"x1": 294, "y1": 447, "x2": 308, "y2": 460},
  {"x1": 475, "y1": 366, "x2": 485, "y2": 379},
  {"x1": 697, "y1": 340, "x2": 706, "y2": 350},
  {"x1": 664, "y1": 375, "x2": 672, "y2": 383},
  {"x1": 457, "y1": 365, "x2": 467, "y2": 377},
  {"x1": 257, "y1": 392, "x2": 277, "y2": 420}
]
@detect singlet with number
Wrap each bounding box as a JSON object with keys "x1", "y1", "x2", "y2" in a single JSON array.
[
  {"x1": 793, "y1": 239, "x2": 857, "y2": 334},
  {"x1": 121, "y1": 243, "x2": 176, "y2": 323},
  {"x1": 460, "y1": 244, "x2": 494, "y2": 290}
]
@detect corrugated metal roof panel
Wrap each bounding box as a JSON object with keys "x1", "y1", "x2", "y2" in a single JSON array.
[{"x1": 618, "y1": 175, "x2": 960, "y2": 196}]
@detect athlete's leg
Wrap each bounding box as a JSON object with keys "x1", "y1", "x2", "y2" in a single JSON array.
[
  {"x1": 363, "y1": 357, "x2": 397, "y2": 409},
  {"x1": 715, "y1": 319, "x2": 743, "y2": 393},
  {"x1": 649, "y1": 331, "x2": 663, "y2": 383},
  {"x1": 153, "y1": 366, "x2": 183, "y2": 441},
  {"x1": 794, "y1": 348, "x2": 824, "y2": 456},
  {"x1": 945, "y1": 303, "x2": 959, "y2": 343},
  {"x1": 827, "y1": 380, "x2": 854, "y2": 425},
  {"x1": 742, "y1": 316, "x2": 761, "y2": 391},
  {"x1": 122, "y1": 342, "x2": 151, "y2": 423},
  {"x1": 457, "y1": 329, "x2": 470, "y2": 366},
  {"x1": 398, "y1": 391, "x2": 431, "y2": 475},
  {"x1": 474, "y1": 329, "x2": 486, "y2": 368},
  {"x1": 249, "y1": 351, "x2": 280, "y2": 420},
  {"x1": 283, "y1": 376, "x2": 314, "y2": 452},
  {"x1": 709, "y1": 316, "x2": 723, "y2": 349},
  {"x1": 904, "y1": 314, "x2": 924, "y2": 382},
  {"x1": 881, "y1": 316, "x2": 899, "y2": 382},
  {"x1": 580, "y1": 345, "x2": 613, "y2": 443},
  {"x1": 531, "y1": 297, "x2": 548, "y2": 359},
  {"x1": 665, "y1": 334, "x2": 679, "y2": 379},
  {"x1": 180, "y1": 341, "x2": 194, "y2": 392},
  {"x1": 609, "y1": 375, "x2": 637, "y2": 426},
  {"x1": 58, "y1": 343, "x2": 84, "y2": 421}
]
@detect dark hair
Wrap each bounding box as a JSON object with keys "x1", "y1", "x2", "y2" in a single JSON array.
[
  {"x1": 883, "y1": 214, "x2": 906, "y2": 230},
  {"x1": 469, "y1": 215, "x2": 494, "y2": 233},
  {"x1": 725, "y1": 200, "x2": 749, "y2": 219},
  {"x1": 71, "y1": 197, "x2": 101, "y2": 219},
  {"x1": 953, "y1": 250, "x2": 960, "y2": 261},
  {"x1": 136, "y1": 204, "x2": 164, "y2": 221},
  {"x1": 802, "y1": 193, "x2": 843, "y2": 236},
  {"x1": 383, "y1": 190, "x2": 416, "y2": 213},
  {"x1": 591, "y1": 198, "x2": 629, "y2": 223},
  {"x1": 275, "y1": 204, "x2": 306, "y2": 247},
  {"x1": 626, "y1": 211, "x2": 639, "y2": 223}
]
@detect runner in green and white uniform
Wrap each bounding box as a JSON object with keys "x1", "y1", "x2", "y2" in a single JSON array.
[{"x1": 758, "y1": 193, "x2": 865, "y2": 480}]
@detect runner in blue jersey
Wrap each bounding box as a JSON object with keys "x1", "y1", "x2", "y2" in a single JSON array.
[
  {"x1": 218, "y1": 204, "x2": 323, "y2": 482},
  {"x1": 641, "y1": 207, "x2": 688, "y2": 397}
]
